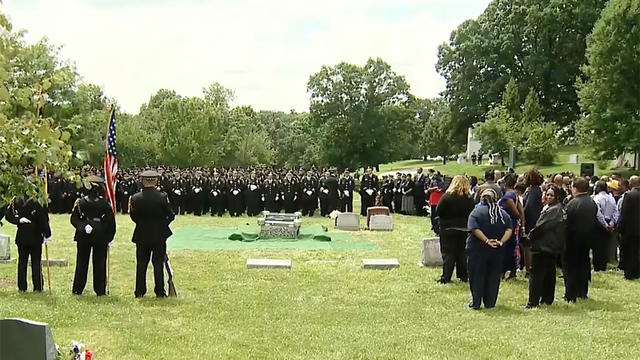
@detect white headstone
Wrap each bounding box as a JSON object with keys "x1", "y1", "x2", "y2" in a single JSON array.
[
  {"x1": 369, "y1": 215, "x2": 393, "y2": 231},
  {"x1": 568, "y1": 154, "x2": 579, "y2": 164},
  {"x1": 0, "y1": 234, "x2": 10, "y2": 260},
  {"x1": 0, "y1": 318, "x2": 57, "y2": 360},
  {"x1": 246, "y1": 259, "x2": 291, "y2": 269},
  {"x1": 335, "y1": 212, "x2": 360, "y2": 231},
  {"x1": 422, "y1": 237, "x2": 443, "y2": 266},
  {"x1": 362, "y1": 259, "x2": 400, "y2": 270}
]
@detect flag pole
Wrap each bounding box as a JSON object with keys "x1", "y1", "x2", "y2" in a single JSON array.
[{"x1": 36, "y1": 87, "x2": 52, "y2": 294}]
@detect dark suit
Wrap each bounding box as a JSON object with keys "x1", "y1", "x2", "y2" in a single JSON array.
[
  {"x1": 563, "y1": 194, "x2": 598, "y2": 301},
  {"x1": 6, "y1": 197, "x2": 51, "y2": 292},
  {"x1": 619, "y1": 188, "x2": 640, "y2": 279},
  {"x1": 70, "y1": 196, "x2": 116, "y2": 295},
  {"x1": 414, "y1": 173, "x2": 427, "y2": 216},
  {"x1": 130, "y1": 187, "x2": 175, "y2": 297}
]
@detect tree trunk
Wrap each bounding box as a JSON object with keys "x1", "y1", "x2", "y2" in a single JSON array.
[{"x1": 442, "y1": 155, "x2": 447, "y2": 165}]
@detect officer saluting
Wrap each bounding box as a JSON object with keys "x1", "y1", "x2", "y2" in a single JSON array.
[
  {"x1": 70, "y1": 175, "x2": 116, "y2": 296},
  {"x1": 129, "y1": 170, "x2": 175, "y2": 298}
]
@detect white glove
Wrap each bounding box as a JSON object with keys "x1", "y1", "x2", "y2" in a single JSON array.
[
  {"x1": 261, "y1": 195, "x2": 265, "y2": 201},
  {"x1": 293, "y1": 196, "x2": 297, "y2": 201},
  {"x1": 307, "y1": 191, "x2": 313, "y2": 196},
  {"x1": 19, "y1": 217, "x2": 31, "y2": 224},
  {"x1": 250, "y1": 185, "x2": 257, "y2": 191},
  {"x1": 392, "y1": 188, "x2": 397, "y2": 192},
  {"x1": 275, "y1": 195, "x2": 279, "y2": 201},
  {"x1": 233, "y1": 190, "x2": 239, "y2": 196},
  {"x1": 212, "y1": 191, "x2": 218, "y2": 196},
  {"x1": 84, "y1": 224, "x2": 93, "y2": 234},
  {"x1": 323, "y1": 189, "x2": 329, "y2": 194},
  {"x1": 174, "y1": 189, "x2": 181, "y2": 195},
  {"x1": 194, "y1": 188, "x2": 201, "y2": 194},
  {"x1": 44, "y1": 237, "x2": 52, "y2": 244},
  {"x1": 124, "y1": 191, "x2": 128, "y2": 195},
  {"x1": 366, "y1": 189, "x2": 374, "y2": 196},
  {"x1": 344, "y1": 190, "x2": 350, "y2": 196}
]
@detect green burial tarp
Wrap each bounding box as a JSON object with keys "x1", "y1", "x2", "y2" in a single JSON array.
[{"x1": 167, "y1": 224, "x2": 376, "y2": 251}]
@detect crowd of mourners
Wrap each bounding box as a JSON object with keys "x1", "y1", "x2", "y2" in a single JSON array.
[
  {"x1": 436, "y1": 168, "x2": 640, "y2": 310},
  {"x1": 45, "y1": 166, "x2": 447, "y2": 221}
]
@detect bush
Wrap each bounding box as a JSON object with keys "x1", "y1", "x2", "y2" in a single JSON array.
[{"x1": 520, "y1": 122, "x2": 559, "y2": 166}]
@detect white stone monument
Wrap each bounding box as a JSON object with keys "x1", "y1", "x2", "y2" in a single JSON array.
[
  {"x1": 466, "y1": 128, "x2": 482, "y2": 160},
  {"x1": 422, "y1": 237, "x2": 443, "y2": 266},
  {"x1": 0, "y1": 234, "x2": 11, "y2": 261}
]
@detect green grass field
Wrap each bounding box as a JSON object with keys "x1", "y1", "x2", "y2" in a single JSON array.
[
  {"x1": 378, "y1": 146, "x2": 638, "y2": 178},
  {"x1": 2, "y1": 202, "x2": 640, "y2": 359}
]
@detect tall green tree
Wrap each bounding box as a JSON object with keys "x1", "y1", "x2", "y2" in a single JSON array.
[
  {"x1": 577, "y1": 0, "x2": 640, "y2": 162},
  {"x1": 0, "y1": 13, "x2": 75, "y2": 203},
  {"x1": 420, "y1": 99, "x2": 460, "y2": 164},
  {"x1": 307, "y1": 58, "x2": 413, "y2": 169},
  {"x1": 437, "y1": 0, "x2": 608, "y2": 141}
]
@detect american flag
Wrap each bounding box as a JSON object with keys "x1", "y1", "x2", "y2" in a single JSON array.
[{"x1": 104, "y1": 109, "x2": 118, "y2": 213}]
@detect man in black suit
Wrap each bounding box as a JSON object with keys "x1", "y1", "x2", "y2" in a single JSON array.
[
  {"x1": 619, "y1": 176, "x2": 640, "y2": 279},
  {"x1": 563, "y1": 177, "x2": 599, "y2": 302},
  {"x1": 129, "y1": 170, "x2": 175, "y2": 298},
  {"x1": 414, "y1": 168, "x2": 427, "y2": 216},
  {"x1": 359, "y1": 167, "x2": 379, "y2": 216},
  {"x1": 6, "y1": 195, "x2": 52, "y2": 292}
]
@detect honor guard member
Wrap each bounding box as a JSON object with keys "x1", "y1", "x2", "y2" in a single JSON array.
[
  {"x1": 130, "y1": 170, "x2": 175, "y2": 298},
  {"x1": 7, "y1": 195, "x2": 52, "y2": 292},
  {"x1": 301, "y1": 171, "x2": 319, "y2": 216},
  {"x1": 282, "y1": 172, "x2": 299, "y2": 213},
  {"x1": 414, "y1": 168, "x2": 428, "y2": 216},
  {"x1": 245, "y1": 171, "x2": 262, "y2": 216},
  {"x1": 169, "y1": 171, "x2": 187, "y2": 215},
  {"x1": 191, "y1": 170, "x2": 207, "y2": 216},
  {"x1": 227, "y1": 170, "x2": 245, "y2": 217},
  {"x1": 262, "y1": 172, "x2": 280, "y2": 213},
  {"x1": 318, "y1": 171, "x2": 330, "y2": 216},
  {"x1": 338, "y1": 169, "x2": 355, "y2": 213},
  {"x1": 70, "y1": 175, "x2": 116, "y2": 296},
  {"x1": 208, "y1": 171, "x2": 226, "y2": 217},
  {"x1": 325, "y1": 170, "x2": 339, "y2": 214},
  {"x1": 359, "y1": 167, "x2": 379, "y2": 216}
]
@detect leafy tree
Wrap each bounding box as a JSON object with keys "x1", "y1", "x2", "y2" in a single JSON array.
[
  {"x1": 577, "y1": 0, "x2": 640, "y2": 161},
  {"x1": 308, "y1": 57, "x2": 413, "y2": 169},
  {"x1": 0, "y1": 13, "x2": 75, "y2": 203},
  {"x1": 473, "y1": 106, "x2": 512, "y2": 165},
  {"x1": 420, "y1": 99, "x2": 460, "y2": 164},
  {"x1": 437, "y1": 0, "x2": 608, "y2": 141}
]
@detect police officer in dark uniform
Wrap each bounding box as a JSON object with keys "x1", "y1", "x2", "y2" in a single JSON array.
[
  {"x1": 301, "y1": 171, "x2": 318, "y2": 216},
  {"x1": 169, "y1": 170, "x2": 187, "y2": 215},
  {"x1": 245, "y1": 171, "x2": 262, "y2": 216},
  {"x1": 282, "y1": 171, "x2": 299, "y2": 213},
  {"x1": 262, "y1": 172, "x2": 280, "y2": 213},
  {"x1": 227, "y1": 170, "x2": 245, "y2": 217},
  {"x1": 129, "y1": 170, "x2": 175, "y2": 298},
  {"x1": 208, "y1": 171, "x2": 226, "y2": 217},
  {"x1": 7, "y1": 195, "x2": 52, "y2": 292},
  {"x1": 191, "y1": 170, "x2": 207, "y2": 216},
  {"x1": 359, "y1": 167, "x2": 379, "y2": 216},
  {"x1": 393, "y1": 173, "x2": 403, "y2": 213},
  {"x1": 318, "y1": 171, "x2": 330, "y2": 216},
  {"x1": 339, "y1": 169, "x2": 355, "y2": 213},
  {"x1": 381, "y1": 175, "x2": 394, "y2": 210},
  {"x1": 70, "y1": 175, "x2": 116, "y2": 296}
]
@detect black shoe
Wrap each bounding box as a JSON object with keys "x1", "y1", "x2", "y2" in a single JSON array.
[
  {"x1": 468, "y1": 303, "x2": 480, "y2": 310},
  {"x1": 524, "y1": 304, "x2": 537, "y2": 309},
  {"x1": 437, "y1": 278, "x2": 450, "y2": 284}
]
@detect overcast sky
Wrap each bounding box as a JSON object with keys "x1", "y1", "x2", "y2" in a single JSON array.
[{"x1": 3, "y1": 0, "x2": 490, "y2": 114}]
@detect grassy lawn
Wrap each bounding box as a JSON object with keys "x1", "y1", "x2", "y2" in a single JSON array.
[
  {"x1": 378, "y1": 146, "x2": 638, "y2": 179},
  {"x1": 2, "y1": 198, "x2": 640, "y2": 359}
]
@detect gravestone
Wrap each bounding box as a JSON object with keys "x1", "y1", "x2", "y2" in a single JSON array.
[
  {"x1": 369, "y1": 215, "x2": 393, "y2": 231},
  {"x1": 568, "y1": 154, "x2": 579, "y2": 164},
  {"x1": 0, "y1": 234, "x2": 11, "y2": 260},
  {"x1": 422, "y1": 237, "x2": 443, "y2": 266},
  {"x1": 366, "y1": 206, "x2": 390, "y2": 229},
  {"x1": 257, "y1": 211, "x2": 302, "y2": 238},
  {"x1": 0, "y1": 318, "x2": 57, "y2": 360},
  {"x1": 335, "y1": 212, "x2": 360, "y2": 231},
  {"x1": 362, "y1": 258, "x2": 400, "y2": 270},
  {"x1": 246, "y1": 259, "x2": 292, "y2": 269}
]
